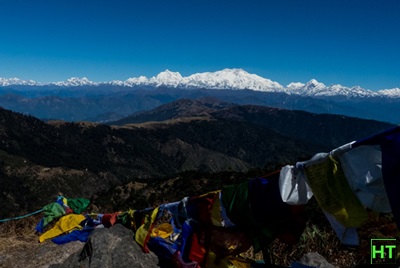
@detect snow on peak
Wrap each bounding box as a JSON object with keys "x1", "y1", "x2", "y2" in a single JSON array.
[
  {"x1": 378, "y1": 88, "x2": 400, "y2": 98},
  {"x1": 2, "y1": 70, "x2": 399, "y2": 98},
  {"x1": 284, "y1": 79, "x2": 327, "y2": 96},
  {"x1": 53, "y1": 77, "x2": 95, "y2": 86},
  {"x1": 149, "y1": 69, "x2": 183, "y2": 87},
  {"x1": 157, "y1": 69, "x2": 183, "y2": 79},
  {"x1": 117, "y1": 68, "x2": 284, "y2": 91},
  {"x1": 217, "y1": 68, "x2": 249, "y2": 76},
  {"x1": 0, "y1": 77, "x2": 40, "y2": 86},
  {"x1": 287, "y1": 82, "x2": 305, "y2": 90},
  {"x1": 183, "y1": 68, "x2": 283, "y2": 91},
  {"x1": 68, "y1": 77, "x2": 92, "y2": 84},
  {"x1": 305, "y1": 79, "x2": 326, "y2": 89},
  {"x1": 123, "y1": 76, "x2": 149, "y2": 86},
  {"x1": 284, "y1": 79, "x2": 378, "y2": 98}
]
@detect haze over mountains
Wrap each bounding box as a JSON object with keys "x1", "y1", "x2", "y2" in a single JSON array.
[{"x1": 1, "y1": 69, "x2": 399, "y2": 124}]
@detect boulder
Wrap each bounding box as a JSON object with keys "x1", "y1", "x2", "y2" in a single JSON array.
[
  {"x1": 50, "y1": 224, "x2": 159, "y2": 268},
  {"x1": 300, "y1": 252, "x2": 336, "y2": 268}
]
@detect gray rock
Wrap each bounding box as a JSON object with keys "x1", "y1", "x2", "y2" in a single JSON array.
[
  {"x1": 300, "y1": 252, "x2": 336, "y2": 268},
  {"x1": 50, "y1": 224, "x2": 159, "y2": 268},
  {"x1": 0, "y1": 237, "x2": 84, "y2": 268}
]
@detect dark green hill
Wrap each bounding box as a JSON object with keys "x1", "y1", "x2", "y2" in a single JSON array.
[
  {"x1": 0, "y1": 100, "x2": 395, "y2": 218},
  {"x1": 209, "y1": 105, "x2": 395, "y2": 149},
  {"x1": 0, "y1": 106, "x2": 316, "y2": 217},
  {"x1": 110, "y1": 97, "x2": 236, "y2": 125},
  {"x1": 110, "y1": 99, "x2": 395, "y2": 150}
]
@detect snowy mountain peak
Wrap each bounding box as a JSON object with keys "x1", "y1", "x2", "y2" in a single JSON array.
[
  {"x1": 378, "y1": 88, "x2": 400, "y2": 98},
  {"x1": 67, "y1": 77, "x2": 90, "y2": 83},
  {"x1": 284, "y1": 79, "x2": 378, "y2": 98},
  {"x1": 183, "y1": 68, "x2": 284, "y2": 91},
  {"x1": 305, "y1": 79, "x2": 326, "y2": 89},
  {"x1": 113, "y1": 68, "x2": 283, "y2": 91},
  {"x1": 1, "y1": 69, "x2": 400, "y2": 98},
  {"x1": 284, "y1": 79, "x2": 328, "y2": 96},
  {"x1": 150, "y1": 70, "x2": 183, "y2": 87},
  {"x1": 0, "y1": 77, "x2": 40, "y2": 86},
  {"x1": 156, "y1": 69, "x2": 183, "y2": 79},
  {"x1": 124, "y1": 76, "x2": 149, "y2": 85},
  {"x1": 218, "y1": 68, "x2": 249, "y2": 75},
  {"x1": 53, "y1": 77, "x2": 95, "y2": 86},
  {"x1": 287, "y1": 82, "x2": 305, "y2": 90}
]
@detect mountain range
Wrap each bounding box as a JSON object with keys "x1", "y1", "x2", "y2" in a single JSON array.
[
  {"x1": 1, "y1": 69, "x2": 399, "y2": 124},
  {"x1": 1, "y1": 68, "x2": 400, "y2": 97},
  {"x1": 1, "y1": 69, "x2": 398, "y2": 267},
  {"x1": 0, "y1": 99, "x2": 395, "y2": 217}
]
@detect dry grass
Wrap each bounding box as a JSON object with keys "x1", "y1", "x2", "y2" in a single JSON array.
[
  {"x1": 270, "y1": 223, "x2": 355, "y2": 267},
  {"x1": 0, "y1": 215, "x2": 41, "y2": 255},
  {"x1": 1, "y1": 203, "x2": 399, "y2": 268},
  {"x1": 0, "y1": 214, "x2": 85, "y2": 268},
  {"x1": 269, "y1": 210, "x2": 399, "y2": 267},
  {"x1": 0, "y1": 214, "x2": 41, "y2": 239}
]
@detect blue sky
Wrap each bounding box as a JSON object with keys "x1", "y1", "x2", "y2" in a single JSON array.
[{"x1": 0, "y1": 0, "x2": 399, "y2": 90}]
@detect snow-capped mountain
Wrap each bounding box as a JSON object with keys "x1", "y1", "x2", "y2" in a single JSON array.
[
  {"x1": 378, "y1": 88, "x2": 400, "y2": 98},
  {"x1": 286, "y1": 82, "x2": 305, "y2": 90},
  {"x1": 149, "y1": 70, "x2": 184, "y2": 87},
  {"x1": 182, "y1": 68, "x2": 284, "y2": 91},
  {"x1": 110, "y1": 68, "x2": 284, "y2": 91},
  {"x1": 285, "y1": 79, "x2": 378, "y2": 98},
  {"x1": 286, "y1": 79, "x2": 326, "y2": 95},
  {"x1": 1, "y1": 68, "x2": 399, "y2": 98},
  {"x1": 0, "y1": 77, "x2": 40, "y2": 86},
  {"x1": 52, "y1": 77, "x2": 95, "y2": 87},
  {"x1": 1, "y1": 69, "x2": 400, "y2": 124}
]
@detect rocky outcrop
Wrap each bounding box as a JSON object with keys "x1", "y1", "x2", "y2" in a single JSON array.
[
  {"x1": 300, "y1": 252, "x2": 336, "y2": 268},
  {"x1": 50, "y1": 224, "x2": 159, "y2": 268}
]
